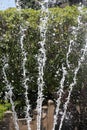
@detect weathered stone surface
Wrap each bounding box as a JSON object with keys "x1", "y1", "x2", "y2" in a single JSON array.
[{"x1": 0, "y1": 98, "x2": 87, "y2": 130}]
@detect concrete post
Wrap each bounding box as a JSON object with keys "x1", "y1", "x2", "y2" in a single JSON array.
[
  {"x1": 31, "y1": 109, "x2": 37, "y2": 130},
  {"x1": 47, "y1": 100, "x2": 55, "y2": 130},
  {"x1": 41, "y1": 106, "x2": 48, "y2": 130},
  {"x1": 4, "y1": 111, "x2": 15, "y2": 130}
]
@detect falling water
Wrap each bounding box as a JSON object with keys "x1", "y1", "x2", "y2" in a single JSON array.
[
  {"x1": 66, "y1": 40, "x2": 73, "y2": 68},
  {"x1": 52, "y1": 15, "x2": 78, "y2": 130},
  {"x1": 2, "y1": 56, "x2": 19, "y2": 130},
  {"x1": 52, "y1": 4, "x2": 87, "y2": 130},
  {"x1": 66, "y1": 34, "x2": 77, "y2": 69},
  {"x1": 15, "y1": 1, "x2": 31, "y2": 130},
  {"x1": 1, "y1": 1, "x2": 87, "y2": 130},
  {"x1": 36, "y1": 0, "x2": 49, "y2": 130},
  {"x1": 59, "y1": 6, "x2": 87, "y2": 130},
  {"x1": 66, "y1": 7, "x2": 83, "y2": 69},
  {"x1": 59, "y1": 36, "x2": 87, "y2": 130},
  {"x1": 52, "y1": 64, "x2": 67, "y2": 130},
  {"x1": 19, "y1": 26, "x2": 31, "y2": 130}
]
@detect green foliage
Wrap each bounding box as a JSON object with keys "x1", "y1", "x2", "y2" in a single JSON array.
[
  {"x1": 0, "y1": 6, "x2": 87, "y2": 115},
  {"x1": 0, "y1": 102, "x2": 11, "y2": 120},
  {"x1": 17, "y1": 0, "x2": 40, "y2": 9}
]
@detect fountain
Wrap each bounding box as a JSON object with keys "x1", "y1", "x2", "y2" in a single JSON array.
[
  {"x1": 2, "y1": 56, "x2": 19, "y2": 130},
  {"x1": 0, "y1": 0, "x2": 87, "y2": 130},
  {"x1": 15, "y1": 1, "x2": 31, "y2": 130},
  {"x1": 58, "y1": 6, "x2": 87, "y2": 130},
  {"x1": 36, "y1": 1, "x2": 49, "y2": 130},
  {"x1": 52, "y1": 4, "x2": 87, "y2": 130}
]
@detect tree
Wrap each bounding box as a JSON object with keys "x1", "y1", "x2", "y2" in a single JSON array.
[
  {"x1": 68, "y1": 0, "x2": 82, "y2": 6},
  {"x1": 15, "y1": 0, "x2": 63, "y2": 9},
  {"x1": 0, "y1": 6, "x2": 87, "y2": 118},
  {"x1": 15, "y1": 0, "x2": 40, "y2": 9}
]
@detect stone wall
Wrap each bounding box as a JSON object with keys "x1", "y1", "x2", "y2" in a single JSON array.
[
  {"x1": 0, "y1": 98, "x2": 87, "y2": 130},
  {"x1": 0, "y1": 100, "x2": 55, "y2": 130},
  {"x1": 18, "y1": 100, "x2": 55, "y2": 130},
  {"x1": 0, "y1": 111, "x2": 15, "y2": 130}
]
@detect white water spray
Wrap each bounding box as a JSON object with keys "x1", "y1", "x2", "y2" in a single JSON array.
[
  {"x1": 59, "y1": 6, "x2": 87, "y2": 130},
  {"x1": 20, "y1": 26, "x2": 31, "y2": 130},
  {"x1": 66, "y1": 32, "x2": 77, "y2": 69},
  {"x1": 2, "y1": 56, "x2": 19, "y2": 130},
  {"x1": 52, "y1": 64, "x2": 67, "y2": 130},
  {"x1": 66, "y1": 8, "x2": 83, "y2": 69},
  {"x1": 15, "y1": 1, "x2": 31, "y2": 130},
  {"x1": 59, "y1": 37, "x2": 87, "y2": 130},
  {"x1": 36, "y1": 1, "x2": 49, "y2": 130},
  {"x1": 53, "y1": 5, "x2": 86, "y2": 130},
  {"x1": 66, "y1": 40, "x2": 73, "y2": 68}
]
